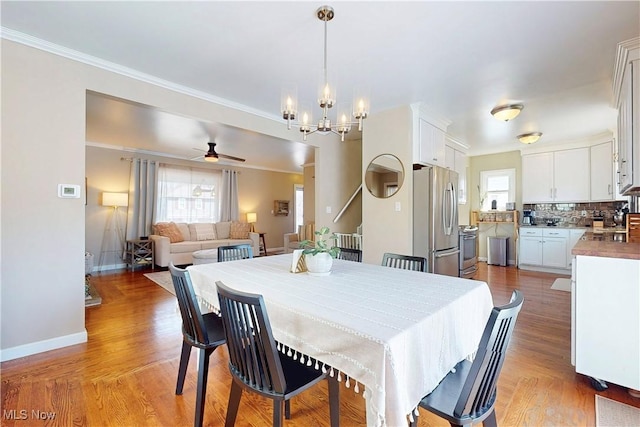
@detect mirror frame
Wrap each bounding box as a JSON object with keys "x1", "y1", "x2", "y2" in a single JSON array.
[{"x1": 365, "y1": 154, "x2": 405, "y2": 198}]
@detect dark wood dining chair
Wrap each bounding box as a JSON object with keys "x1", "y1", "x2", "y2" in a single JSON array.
[
  {"x1": 409, "y1": 290, "x2": 524, "y2": 427},
  {"x1": 217, "y1": 244, "x2": 254, "y2": 262},
  {"x1": 215, "y1": 280, "x2": 340, "y2": 427},
  {"x1": 337, "y1": 247, "x2": 362, "y2": 262},
  {"x1": 169, "y1": 263, "x2": 227, "y2": 427},
  {"x1": 381, "y1": 252, "x2": 428, "y2": 272}
]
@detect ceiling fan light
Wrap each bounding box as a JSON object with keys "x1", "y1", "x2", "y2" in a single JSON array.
[
  {"x1": 491, "y1": 104, "x2": 524, "y2": 121},
  {"x1": 204, "y1": 154, "x2": 219, "y2": 162},
  {"x1": 517, "y1": 132, "x2": 542, "y2": 144}
]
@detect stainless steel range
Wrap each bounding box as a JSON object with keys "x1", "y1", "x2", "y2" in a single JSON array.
[{"x1": 459, "y1": 225, "x2": 478, "y2": 279}]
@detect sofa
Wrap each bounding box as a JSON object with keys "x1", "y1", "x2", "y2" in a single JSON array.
[{"x1": 150, "y1": 221, "x2": 259, "y2": 267}]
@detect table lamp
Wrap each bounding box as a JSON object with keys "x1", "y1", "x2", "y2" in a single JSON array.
[{"x1": 247, "y1": 212, "x2": 257, "y2": 232}]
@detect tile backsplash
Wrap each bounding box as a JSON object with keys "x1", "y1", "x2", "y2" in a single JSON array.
[{"x1": 523, "y1": 201, "x2": 629, "y2": 227}]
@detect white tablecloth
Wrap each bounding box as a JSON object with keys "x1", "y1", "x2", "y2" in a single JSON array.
[{"x1": 187, "y1": 254, "x2": 493, "y2": 427}]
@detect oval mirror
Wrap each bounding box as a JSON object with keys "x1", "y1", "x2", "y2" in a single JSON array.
[{"x1": 365, "y1": 154, "x2": 404, "y2": 198}]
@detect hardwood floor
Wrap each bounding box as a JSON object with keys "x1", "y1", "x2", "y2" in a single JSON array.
[{"x1": 2, "y1": 263, "x2": 638, "y2": 426}]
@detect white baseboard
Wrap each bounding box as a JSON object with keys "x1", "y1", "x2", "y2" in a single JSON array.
[
  {"x1": 478, "y1": 257, "x2": 516, "y2": 266},
  {"x1": 92, "y1": 262, "x2": 126, "y2": 273},
  {"x1": 0, "y1": 330, "x2": 88, "y2": 362}
]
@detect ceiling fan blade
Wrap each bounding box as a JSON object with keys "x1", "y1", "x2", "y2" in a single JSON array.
[
  {"x1": 192, "y1": 147, "x2": 206, "y2": 153},
  {"x1": 217, "y1": 153, "x2": 246, "y2": 162}
]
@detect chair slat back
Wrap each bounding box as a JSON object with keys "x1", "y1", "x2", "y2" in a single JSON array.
[
  {"x1": 337, "y1": 247, "x2": 363, "y2": 262},
  {"x1": 335, "y1": 233, "x2": 363, "y2": 250},
  {"x1": 169, "y1": 263, "x2": 209, "y2": 344},
  {"x1": 454, "y1": 290, "x2": 524, "y2": 417},
  {"x1": 216, "y1": 281, "x2": 287, "y2": 396},
  {"x1": 218, "y1": 244, "x2": 254, "y2": 262},
  {"x1": 382, "y1": 252, "x2": 428, "y2": 272}
]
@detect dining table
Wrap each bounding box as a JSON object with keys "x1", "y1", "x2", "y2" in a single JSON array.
[{"x1": 187, "y1": 254, "x2": 493, "y2": 427}]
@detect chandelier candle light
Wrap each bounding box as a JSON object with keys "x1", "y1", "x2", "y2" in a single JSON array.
[{"x1": 281, "y1": 5, "x2": 369, "y2": 141}]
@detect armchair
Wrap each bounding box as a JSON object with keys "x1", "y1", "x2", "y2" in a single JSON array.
[{"x1": 284, "y1": 223, "x2": 315, "y2": 254}]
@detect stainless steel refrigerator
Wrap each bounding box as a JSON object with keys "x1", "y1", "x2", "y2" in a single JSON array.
[{"x1": 413, "y1": 165, "x2": 460, "y2": 277}]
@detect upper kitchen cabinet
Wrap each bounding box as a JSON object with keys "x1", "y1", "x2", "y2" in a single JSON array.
[
  {"x1": 614, "y1": 38, "x2": 640, "y2": 195},
  {"x1": 411, "y1": 103, "x2": 451, "y2": 168},
  {"x1": 522, "y1": 148, "x2": 589, "y2": 203},
  {"x1": 590, "y1": 141, "x2": 615, "y2": 201},
  {"x1": 445, "y1": 143, "x2": 467, "y2": 204}
]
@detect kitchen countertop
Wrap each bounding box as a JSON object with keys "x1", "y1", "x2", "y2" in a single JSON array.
[{"x1": 571, "y1": 231, "x2": 640, "y2": 260}]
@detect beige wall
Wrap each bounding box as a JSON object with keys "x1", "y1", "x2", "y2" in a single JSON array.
[
  {"x1": 362, "y1": 105, "x2": 413, "y2": 264},
  {"x1": 1, "y1": 39, "x2": 357, "y2": 360},
  {"x1": 469, "y1": 151, "x2": 522, "y2": 262},
  {"x1": 2, "y1": 40, "x2": 88, "y2": 360}
]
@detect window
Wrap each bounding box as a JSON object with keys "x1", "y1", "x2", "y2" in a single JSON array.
[
  {"x1": 156, "y1": 164, "x2": 222, "y2": 223},
  {"x1": 294, "y1": 184, "x2": 304, "y2": 231},
  {"x1": 479, "y1": 168, "x2": 516, "y2": 211}
]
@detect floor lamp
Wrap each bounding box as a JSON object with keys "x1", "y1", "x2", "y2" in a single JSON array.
[{"x1": 99, "y1": 192, "x2": 129, "y2": 271}]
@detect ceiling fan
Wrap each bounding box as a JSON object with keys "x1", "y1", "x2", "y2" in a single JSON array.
[{"x1": 192, "y1": 142, "x2": 245, "y2": 163}]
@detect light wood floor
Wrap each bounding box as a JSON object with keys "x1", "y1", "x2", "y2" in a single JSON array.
[{"x1": 2, "y1": 262, "x2": 638, "y2": 426}]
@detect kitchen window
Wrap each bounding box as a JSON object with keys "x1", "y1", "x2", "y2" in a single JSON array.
[{"x1": 480, "y1": 168, "x2": 516, "y2": 211}]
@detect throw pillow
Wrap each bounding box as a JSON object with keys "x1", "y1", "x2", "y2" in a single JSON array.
[
  {"x1": 229, "y1": 221, "x2": 250, "y2": 239},
  {"x1": 192, "y1": 223, "x2": 216, "y2": 241},
  {"x1": 155, "y1": 222, "x2": 184, "y2": 243},
  {"x1": 215, "y1": 221, "x2": 232, "y2": 239}
]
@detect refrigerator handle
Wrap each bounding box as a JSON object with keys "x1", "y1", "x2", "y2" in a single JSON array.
[
  {"x1": 434, "y1": 249, "x2": 460, "y2": 258},
  {"x1": 443, "y1": 182, "x2": 455, "y2": 236},
  {"x1": 450, "y1": 181, "x2": 457, "y2": 234}
]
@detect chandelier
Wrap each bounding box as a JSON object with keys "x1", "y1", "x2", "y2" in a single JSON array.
[{"x1": 281, "y1": 6, "x2": 369, "y2": 141}]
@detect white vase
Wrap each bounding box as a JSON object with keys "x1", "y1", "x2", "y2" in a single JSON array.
[{"x1": 304, "y1": 253, "x2": 333, "y2": 276}]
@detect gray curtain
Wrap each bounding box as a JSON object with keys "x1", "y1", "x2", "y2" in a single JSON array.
[
  {"x1": 220, "y1": 169, "x2": 239, "y2": 221},
  {"x1": 125, "y1": 159, "x2": 158, "y2": 240}
]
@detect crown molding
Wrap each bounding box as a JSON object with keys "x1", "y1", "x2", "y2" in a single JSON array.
[
  {"x1": 445, "y1": 135, "x2": 470, "y2": 151},
  {"x1": 1, "y1": 27, "x2": 282, "y2": 124},
  {"x1": 612, "y1": 37, "x2": 640, "y2": 105}
]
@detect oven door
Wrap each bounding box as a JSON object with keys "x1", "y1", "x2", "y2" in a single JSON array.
[{"x1": 460, "y1": 233, "x2": 477, "y2": 270}]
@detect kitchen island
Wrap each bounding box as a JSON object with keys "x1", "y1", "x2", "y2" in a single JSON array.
[
  {"x1": 571, "y1": 231, "x2": 640, "y2": 392},
  {"x1": 572, "y1": 229, "x2": 640, "y2": 259}
]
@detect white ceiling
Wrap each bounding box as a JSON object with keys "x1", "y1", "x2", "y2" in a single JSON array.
[{"x1": 2, "y1": 1, "x2": 639, "y2": 172}]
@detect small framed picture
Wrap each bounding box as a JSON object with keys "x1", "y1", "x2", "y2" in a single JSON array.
[{"x1": 58, "y1": 183, "x2": 81, "y2": 198}]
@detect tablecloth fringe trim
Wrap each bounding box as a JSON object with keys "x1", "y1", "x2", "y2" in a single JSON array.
[{"x1": 276, "y1": 342, "x2": 363, "y2": 396}]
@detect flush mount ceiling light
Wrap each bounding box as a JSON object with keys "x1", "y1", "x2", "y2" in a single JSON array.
[
  {"x1": 281, "y1": 5, "x2": 369, "y2": 141},
  {"x1": 490, "y1": 104, "x2": 524, "y2": 121},
  {"x1": 517, "y1": 132, "x2": 543, "y2": 144}
]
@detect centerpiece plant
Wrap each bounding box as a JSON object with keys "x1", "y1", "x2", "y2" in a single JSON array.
[{"x1": 299, "y1": 226, "x2": 340, "y2": 275}]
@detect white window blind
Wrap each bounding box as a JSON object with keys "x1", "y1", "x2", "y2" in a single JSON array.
[{"x1": 156, "y1": 164, "x2": 222, "y2": 223}]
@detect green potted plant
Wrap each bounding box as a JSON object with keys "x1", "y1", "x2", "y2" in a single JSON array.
[{"x1": 299, "y1": 226, "x2": 340, "y2": 275}]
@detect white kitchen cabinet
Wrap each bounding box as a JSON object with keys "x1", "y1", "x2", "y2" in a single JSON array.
[
  {"x1": 522, "y1": 148, "x2": 589, "y2": 203},
  {"x1": 575, "y1": 255, "x2": 640, "y2": 390},
  {"x1": 554, "y1": 148, "x2": 590, "y2": 201},
  {"x1": 542, "y1": 229, "x2": 569, "y2": 269},
  {"x1": 445, "y1": 145, "x2": 467, "y2": 204},
  {"x1": 519, "y1": 227, "x2": 569, "y2": 270},
  {"x1": 522, "y1": 153, "x2": 554, "y2": 202},
  {"x1": 615, "y1": 41, "x2": 639, "y2": 195},
  {"x1": 518, "y1": 228, "x2": 543, "y2": 265},
  {"x1": 590, "y1": 141, "x2": 615, "y2": 201},
  {"x1": 415, "y1": 118, "x2": 446, "y2": 167}
]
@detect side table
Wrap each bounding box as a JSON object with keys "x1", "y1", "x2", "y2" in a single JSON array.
[
  {"x1": 125, "y1": 239, "x2": 154, "y2": 271},
  {"x1": 257, "y1": 232, "x2": 267, "y2": 256}
]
